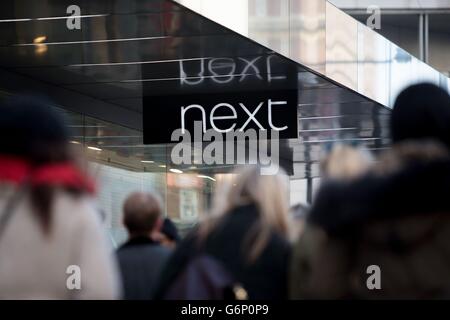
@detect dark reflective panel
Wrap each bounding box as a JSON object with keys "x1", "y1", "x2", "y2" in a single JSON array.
[
  {"x1": 0, "y1": 0, "x2": 174, "y2": 20},
  {"x1": 0, "y1": 0, "x2": 392, "y2": 180}
]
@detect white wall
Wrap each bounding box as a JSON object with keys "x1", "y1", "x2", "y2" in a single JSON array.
[
  {"x1": 289, "y1": 179, "x2": 308, "y2": 206},
  {"x1": 175, "y1": 0, "x2": 249, "y2": 36}
]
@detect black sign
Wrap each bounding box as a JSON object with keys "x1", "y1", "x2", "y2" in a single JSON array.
[{"x1": 143, "y1": 90, "x2": 298, "y2": 144}]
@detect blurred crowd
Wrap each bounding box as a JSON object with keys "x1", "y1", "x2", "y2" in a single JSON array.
[{"x1": 0, "y1": 83, "x2": 450, "y2": 299}]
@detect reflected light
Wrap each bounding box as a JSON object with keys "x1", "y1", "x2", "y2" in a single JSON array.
[
  {"x1": 169, "y1": 169, "x2": 183, "y2": 174},
  {"x1": 16, "y1": 36, "x2": 168, "y2": 46},
  {"x1": 303, "y1": 137, "x2": 381, "y2": 144},
  {"x1": 141, "y1": 160, "x2": 154, "y2": 163},
  {"x1": 33, "y1": 36, "x2": 47, "y2": 43},
  {"x1": 298, "y1": 127, "x2": 357, "y2": 132},
  {"x1": 37, "y1": 14, "x2": 108, "y2": 21},
  {"x1": 0, "y1": 18, "x2": 32, "y2": 22},
  {"x1": 87, "y1": 146, "x2": 102, "y2": 151},
  {"x1": 0, "y1": 14, "x2": 108, "y2": 23},
  {"x1": 68, "y1": 57, "x2": 212, "y2": 67},
  {"x1": 33, "y1": 35, "x2": 47, "y2": 55},
  {"x1": 197, "y1": 175, "x2": 216, "y2": 182}
]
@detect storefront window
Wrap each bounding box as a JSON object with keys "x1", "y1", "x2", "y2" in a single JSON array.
[
  {"x1": 429, "y1": 14, "x2": 450, "y2": 77},
  {"x1": 58, "y1": 107, "x2": 219, "y2": 246}
]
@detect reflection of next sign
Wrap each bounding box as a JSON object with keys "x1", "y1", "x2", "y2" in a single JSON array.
[{"x1": 143, "y1": 90, "x2": 298, "y2": 144}]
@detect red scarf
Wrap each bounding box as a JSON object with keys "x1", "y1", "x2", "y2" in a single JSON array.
[{"x1": 0, "y1": 155, "x2": 95, "y2": 194}]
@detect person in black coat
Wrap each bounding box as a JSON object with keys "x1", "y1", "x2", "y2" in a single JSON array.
[
  {"x1": 154, "y1": 167, "x2": 292, "y2": 300},
  {"x1": 290, "y1": 83, "x2": 450, "y2": 299},
  {"x1": 117, "y1": 192, "x2": 171, "y2": 300},
  {"x1": 153, "y1": 217, "x2": 180, "y2": 249}
]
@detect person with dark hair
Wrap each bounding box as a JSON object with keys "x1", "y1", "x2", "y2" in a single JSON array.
[
  {"x1": 154, "y1": 218, "x2": 180, "y2": 249},
  {"x1": 0, "y1": 95, "x2": 120, "y2": 299},
  {"x1": 390, "y1": 83, "x2": 450, "y2": 149},
  {"x1": 290, "y1": 83, "x2": 450, "y2": 299},
  {"x1": 116, "y1": 192, "x2": 171, "y2": 300}
]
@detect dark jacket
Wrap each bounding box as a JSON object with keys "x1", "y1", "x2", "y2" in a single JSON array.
[
  {"x1": 117, "y1": 237, "x2": 171, "y2": 300},
  {"x1": 290, "y1": 156, "x2": 450, "y2": 299},
  {"x1": 154, "y1": 204, "x2": 291, "y2": 300}
]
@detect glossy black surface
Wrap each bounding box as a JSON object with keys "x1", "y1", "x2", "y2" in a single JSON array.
[{"x1": 0, "y1": 0, "x2": 391, "y2": 179}]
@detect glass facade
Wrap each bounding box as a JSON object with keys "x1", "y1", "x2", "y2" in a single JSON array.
[
  {"x1": 1, "y1": 0, "x2": 448, "y2": 246},
  {"x1": 175, "y1": 0, "x2": 450, "y2": 106},
  {"x1": 58, "y1": 107, "x2": 217, "y2": 246},
  {"x1": 429, "y1": 14, "x2": 450, "y2": 76},
  {"x1": 332, "y1": 1, "x2": 450, "y2": 77}
]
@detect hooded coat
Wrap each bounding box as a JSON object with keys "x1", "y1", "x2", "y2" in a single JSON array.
[{"x1": 290, "y1": 143, "x2": 450, "y2": 299}]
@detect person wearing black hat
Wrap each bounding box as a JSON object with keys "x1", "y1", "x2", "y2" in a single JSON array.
[
  {"x1": 390, "y1": 83, "x2": 450, "y2": 150},
  {"x1": 290, "y1": 83, "x2": 450, "y2": 299},
  {"x1": 0, "y1": 95, "x2": 121, "y2": 299}
]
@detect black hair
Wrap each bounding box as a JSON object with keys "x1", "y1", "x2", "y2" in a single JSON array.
[
  {"x1": 0, "y1": 94, "x2": 70, "y2": 162},
  {"x1": 0, "y1": 94, "x2": 76, "y2": 233},
  {"x1": 391, "y1": 83, "x2": 450, "y2": 150},
  {"x1": 161, "y1": 218, "x2": 180, "y2": 242}
]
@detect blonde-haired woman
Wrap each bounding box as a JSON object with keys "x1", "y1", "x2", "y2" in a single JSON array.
[
  {"x1": 320, "y1": 144, "x2": 373, "y2": 181},
  {"x1": 154, "y1": 166, "x2": 291, "y2": 300}
]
